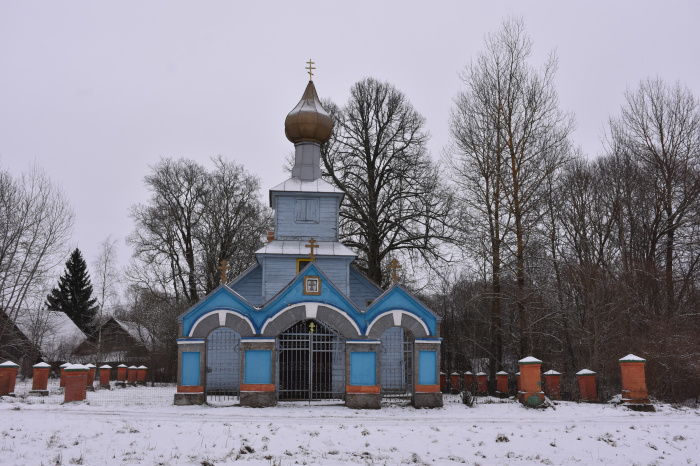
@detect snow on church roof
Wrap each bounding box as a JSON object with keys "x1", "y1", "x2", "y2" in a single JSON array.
[
  {"x1": 270, "y1": 177, "x2": 344, "y2": 194},
  {"x1": 255, "y1": 240, "x2": 356, "y2": 257}
]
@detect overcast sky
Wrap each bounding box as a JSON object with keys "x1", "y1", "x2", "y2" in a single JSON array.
[{"x1": 1, "y1": 1, "x2": 699, "y2": 281}]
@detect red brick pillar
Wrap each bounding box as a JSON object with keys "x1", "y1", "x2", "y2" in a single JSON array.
[
  {"x1": 116, "y1": 364, "x2": 127, "y2": 387},
  {"x1": 516, "y1": 372, "x2": 521, "y2": 392},
  {"x1": 127, "y1": 366, "x2": 138, "y2": 385},
  {"x1": 64, "y1": 364, "x2": 89, "y2": 402},
  {"x1": 496, "y1": 371, "x2": 509, "y2": 396},
  {"x1": 59, "y1": 362, "x2": 70, "y2": 388},
  {"x1": 576, "y1": 369, "x2": 597, "y2": 402},
  {"x1": 619, "y1": 354, "x2": 651, "y2": 406},
  {"x1": 0, "y1": 361, "x2": 20, "y2": 396},
  {"x1": 85, "y1": 364, "x2": 96, "y2": 391},
  {"x1": 462, "y1": 371, "x2": 473, "y2": 393},
  {"x1": 99, "y1": 365, "x2": 112, "y2": 389},
  {"x1": 439, "y1": 372, "x2": 446, "y2": 393},
  {"x1": 137, "y1": 366, "x2": 147, "y2": 384},
  {"x1": 31, "y1": 362, "x2": 51, "y2": 395},
  {"x1": 450, "y1": 372, "x2": 460, "y2": 394},
  {"x1": 518, "y1": 356, "x2": 544, "y2": 407},
  {"x1": 476, "y1": 372, "x2": 487, "y2": 395},
  {"x1": 543, "y1": 370, "x2": 561, "y2": 400}
]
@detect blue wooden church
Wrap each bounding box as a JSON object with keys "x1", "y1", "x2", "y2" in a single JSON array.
[{"x1": 175, "y1": 76, "x2": 442, "y2": 409}]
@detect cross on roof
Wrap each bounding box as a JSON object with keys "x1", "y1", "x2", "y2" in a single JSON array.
[
  {"x1": 217, "y1": 259, "x2": 231, "y2": 285},
  {"x1": 309, "y1": 322, "x2": 316, "y2": 334},
  {"x1": 388, "y1": 258, "x2": 402, "y2": 284},
  {"x1": 305, "y1": 238, "x2": 318, "y2": 262},
  {"x1": 306, "y1": 59, "x2": 315, "y2": 81}
]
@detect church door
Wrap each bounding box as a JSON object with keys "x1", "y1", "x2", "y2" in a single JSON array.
[
  {"x1": 277, "y1": 320, "x2": 345, "y2": 401},
  {"x1": 205, "y1": 327, "x2": 241, "y2": 403},
  {"x1": 380, "y1": 327, "x2": 414, "y2": 400}
]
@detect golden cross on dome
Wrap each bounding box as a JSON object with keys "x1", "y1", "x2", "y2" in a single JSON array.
[
  {"x1": 305, "y1": 238, "x2": 318, "y2": 262},
  {"x1": 388, "y1": 258, "x2": 402, "y2": 284},
  {"x1": 217, "y1": 259, "x2": 231, "y2": 285},
  {"x1": 306, "y1": 59, "x2": 315, "y2": 81},
  {"x1": 309, "y1": 322, "x2": 316, "y2": 334}
]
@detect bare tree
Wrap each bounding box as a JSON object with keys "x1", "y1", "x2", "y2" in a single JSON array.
[
  {"x1": 0, "y1": 164, "x2": 74, "y2": 343},
  {"x1": 92, "y1": 235, "x2": 121, "y2": 364},
  {"x1": 321, "y1": 78, "x2": 454, "y2": 285},
  {"x1": 607, "y1": 78, "x2": 700, "y2": 314},
  {"x1": 128, "y1": 157, "x2": 270, "y2": 304}
]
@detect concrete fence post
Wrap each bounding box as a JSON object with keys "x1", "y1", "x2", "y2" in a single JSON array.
[
  {"x1": 30, "y1": 362, "x2": 51, "y2": 396},
  {"x1": 0, "y1": 361, "x2": 20, "y2": 396},
  {"x1": 64, "y1": 364, "x2": 89, "y2": 402},
  {"x1": 576, "y1": 369, "x2": 597, "y2": 402}
]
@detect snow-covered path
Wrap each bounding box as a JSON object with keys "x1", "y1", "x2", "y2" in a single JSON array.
[{"x1": 1, "y1": 396, "x2": 697, "y2": 465}]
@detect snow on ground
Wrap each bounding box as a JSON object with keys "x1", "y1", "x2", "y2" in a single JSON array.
[{"x1": 1, "y1": 389, "x2": 698, "y2": 465}]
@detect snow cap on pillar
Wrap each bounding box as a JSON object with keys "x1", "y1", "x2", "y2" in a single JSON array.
[
  {"x1": 619, "y1": 354, "x2": 645, "y2": 362},
  {"x1": 518, "y1": 356, "x2": 542, "y2": 364}
]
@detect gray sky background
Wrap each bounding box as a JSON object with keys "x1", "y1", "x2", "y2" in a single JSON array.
[{"x1": 1, "y1": 1, "x2": 699, "y2": 283}]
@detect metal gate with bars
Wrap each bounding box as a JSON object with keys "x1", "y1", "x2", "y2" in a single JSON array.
[
  {"x1": 276, "y1": 320, "x2": 345, "y2": 401},
  {"x1": 380, "y1": 327, "x2": 413, "y2": 400},
  {"x1": 205, "y1": 327, "x2": 241, "y2": 403}
]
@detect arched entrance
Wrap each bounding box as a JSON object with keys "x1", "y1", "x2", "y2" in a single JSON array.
[
  {"x1": 276, "y1": 320, "x2": 345, "y2": 401},
  {"x1": 380, "y1": 327, "x2": 414, "y2": 400},
  {"x1": 205, "y1": 327, "x2": 241, "y2": 403}
]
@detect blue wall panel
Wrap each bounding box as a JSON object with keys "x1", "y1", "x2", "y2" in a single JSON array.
[
  {"x1": 182, "y1": 351, "x2": 201, "y2": 386},
  {"x1": 275, "y1": 195, "x2": 340, "y2": 242},
  {"x1": 350, "y1": 352, "x2": 377, "y2": 386},
  {"x1": 418, "y1": 351, "x2": 437, "y2": 385},
  {"x1": 244, "y1": 350, "x2": 272, "y2": 384}
]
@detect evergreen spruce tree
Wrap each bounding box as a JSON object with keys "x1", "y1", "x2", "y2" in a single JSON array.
[{"x1": 45, "y1": 248, "x2": 99, "y2": 334}]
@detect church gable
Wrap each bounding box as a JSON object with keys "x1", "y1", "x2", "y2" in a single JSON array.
[
  {"x1": 179, "y1": 286, "x2": 256, "y2": 338},
  {"x1": 349, "y1": 266, "x2": 383, "y2": 310},
  {"x1": 228, "y1": 263, "x2": 263, "y2": 306},
  {"x1": 364, "y1": 284, "x2": 440, "y2": 337}
]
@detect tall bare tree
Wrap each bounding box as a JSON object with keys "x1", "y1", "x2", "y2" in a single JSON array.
[
  {"x1": 321, "y1": 78, "x2": 454, "y2": 285},
  {"x1": 92, "y1": 235, "x2": 121, "y2": 364},
  {"x1": 128, "y1": 157, "x2": 270, "y2": 304},
  {"x1": 607, "y1": 78, "x2": 700, "y2": 314},
  {"x1": 447, "y1": 17, "x2": 574, "y2": 358},
  {"x1": 0, "y1": 164, "x2": 74, "y2": 343}
]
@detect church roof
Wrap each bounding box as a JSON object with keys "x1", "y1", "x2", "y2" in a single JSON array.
[
  {"x1": 269, "y1": 177, "x2": 344, "y2": 207},
  {"x1": 255, "y1": 240, "x2": 356, "y2": 257},
  {"x1": 284, "y1": 80, "x2": 333, "y2": 144}
]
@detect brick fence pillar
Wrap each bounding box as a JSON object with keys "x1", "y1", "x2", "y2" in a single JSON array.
[
  {"x1": 64, "y1": 364, "x2": 89, "y2": 402},
  {"x1": 543, "y1": 370, "x2": 561, "y2": 400},
  {"x1": 516, "y1": 372, "x2": 521, "y2": 392},
  {"x1": 439, "y1": 372, "x2": 446, "y2": 393},
  {"x1": 85, "y1": 364, "x2": 96, "y2": 391},
  {"x1": 127, "y1": 366, "x2": 138, "y2": 385},
  {"x1": 619, "y1": 354, "x2": 652, "y2": 408},
  {"x1": 31, "y1": 362, "x2": 51, "y2": 396},
  {"x1": 518, "y1": 356, "x2": 544, "y2": 407},
  {"x1": 0, "y1": 361, "x2": 20, "y2": 396},
  {"x1": 476, "y1": 372, "x2": 487, "y2": 395},
  {"x1": 99, "y1": 365, "x2": 112, "y2": 389},
  {"x1": 463, "y1": 371, "x2": 474, "y2": 393},
  {"x1": 137, "y1": 366, "x2": 148, "y2": 385},
  {"x1": 496, "y1": 371, "x2": 509, "y2": 396},
  {"x1": 576, "y1": 369, "x2": 597, "y2": 402},
  {"x1": 59, "y1": 362, "x2": 70, "y2": 388},
  {"x1": 116, "y1": 364, "x2": 127, "y2": 387},
  {"x1": 450, "y1": 372, "x2": 461, "y2": 394}
]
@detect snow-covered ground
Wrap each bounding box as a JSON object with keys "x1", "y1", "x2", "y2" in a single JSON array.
[{"x1": 1, "y1": 391, "x2": 698, "y2": 465}]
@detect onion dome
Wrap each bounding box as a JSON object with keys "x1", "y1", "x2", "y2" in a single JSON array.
[{"x1": 285, "y1": 80, "x2": 333, "y2": 144}]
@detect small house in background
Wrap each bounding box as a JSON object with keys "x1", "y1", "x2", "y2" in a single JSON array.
[
  {"x1": 72, "y1": 316, "x2": 152, "y2": 366},
  {"x1": 2, "y1": 309, "x2": 85, "y2": 375}
]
